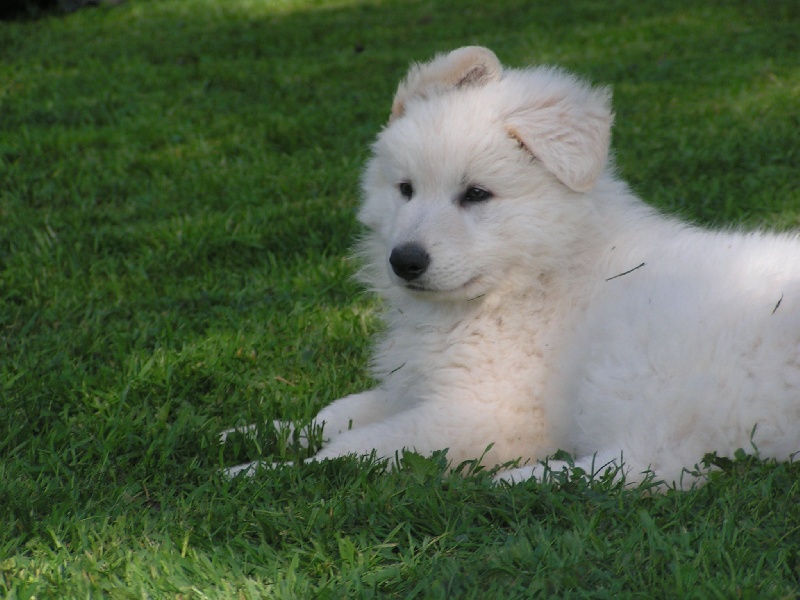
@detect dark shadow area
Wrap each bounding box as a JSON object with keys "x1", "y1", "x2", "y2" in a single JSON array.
[
  {"x1": 0, "y1": 0, "x2": 57, "y2": 20},
  {"x1": 0, "y1": 0, "x2": 105, "y2": 20}
]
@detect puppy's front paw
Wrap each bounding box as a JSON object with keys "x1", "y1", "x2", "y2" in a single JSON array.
[
  {"x1": 219, "y1": 423, "x2": 258, "y2": 444},
  {"x1": 224, "y1": 461, "x2": 261, "y2": 478},
  {"x1": 223, "y1": 460, "x2": 296, "y2": 479}
]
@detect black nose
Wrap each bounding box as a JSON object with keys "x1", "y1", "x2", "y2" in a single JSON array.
[{"x1": 390, "y1": 243, "x2": 430, "y2": 281}]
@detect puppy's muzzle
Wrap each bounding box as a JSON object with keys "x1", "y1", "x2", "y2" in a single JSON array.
[{"x1": 390, "y1": 242, "x2": 430, "y2": 281}]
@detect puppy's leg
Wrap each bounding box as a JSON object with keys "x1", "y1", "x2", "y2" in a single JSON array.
[
  {"x1": 223, "y1": 389, "x2": 392, "y2": 478},
  {"x1": 220, "y1": 389, "x2": 390, "y2": 445},
  {"x1": 312, "y1": 389, "x2": 395, "y2": 440},
  {"x1": 307, "y1": 399, "x2": 488, "y2": 465}
]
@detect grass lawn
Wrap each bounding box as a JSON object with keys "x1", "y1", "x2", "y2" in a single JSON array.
[{"x1": 2, "y1": 0, "x2": 800, "y2": 596}]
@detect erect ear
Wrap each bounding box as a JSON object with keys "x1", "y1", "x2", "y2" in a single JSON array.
[
  {"x1": 390, "y1": 46, "x2": 502, "y2": 121},
  {"x1": 505, "y1": 71, "x2": 613, "y2": 192}
]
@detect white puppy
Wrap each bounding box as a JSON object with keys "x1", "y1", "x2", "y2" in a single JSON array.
[{"x1": 227, "y1": 47, "x2": 800, "y2": 488}]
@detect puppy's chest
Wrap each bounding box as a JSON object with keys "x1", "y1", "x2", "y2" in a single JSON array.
[
  {"x1": 454, "y1": 307, "x2": 553, "y2": 367},
  {"x1": 401, "y1": 302, "x2": 562, "y2": 402}
]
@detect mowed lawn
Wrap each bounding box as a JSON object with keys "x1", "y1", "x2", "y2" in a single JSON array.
[{"x1": 1, "y1": 0, "x2": 799, "y2": 597}]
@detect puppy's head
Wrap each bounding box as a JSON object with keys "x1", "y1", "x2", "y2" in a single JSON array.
[{"x1": 358, "y1": 47, "x2": 613, "y2": 301}]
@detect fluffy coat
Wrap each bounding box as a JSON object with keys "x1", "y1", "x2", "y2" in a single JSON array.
[{"x1": 231, "y1": 47, "x2": 800, "y2": 488}]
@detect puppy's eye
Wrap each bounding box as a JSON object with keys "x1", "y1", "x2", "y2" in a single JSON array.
[
  {"x1": 462, "y1": 187, "x2": 493, "y2": 204},
  {"x1": 398, "y1": 182, "x2": 414, "y2": 199}
]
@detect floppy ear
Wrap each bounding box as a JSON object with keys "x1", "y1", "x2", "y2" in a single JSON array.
[
  {"x1": 390, "y1": 46, "x2": 502, "y2": 121},
  {"x1": 505, "y1": 74, "x2": 613, "y2": 192}
]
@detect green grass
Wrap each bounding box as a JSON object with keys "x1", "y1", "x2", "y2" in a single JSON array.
[{"x1": 2, "y1": 0, "x2": 800, "y2": 596}]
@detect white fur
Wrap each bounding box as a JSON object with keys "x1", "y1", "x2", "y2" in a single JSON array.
[{"x1": 227, "y1": 47, "x2": 800, "y2": 489}]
